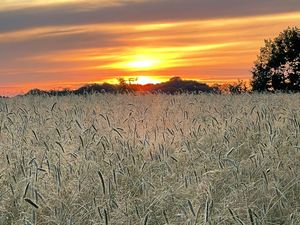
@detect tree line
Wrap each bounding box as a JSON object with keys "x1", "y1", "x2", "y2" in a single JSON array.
[{"x1": 25, "y1": 77, "x2": 215, "y2": 96}]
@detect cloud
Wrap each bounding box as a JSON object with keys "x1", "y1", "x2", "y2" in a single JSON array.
[
  {"x1": 0, "y1": 29, "x2": 122, "y2": 58},
  {"x1": 0, "y1": 0, "x2": 299, "y2": 33},
  {"x1": 0, "y1": 0, "x2": 145, "y2": 11}
]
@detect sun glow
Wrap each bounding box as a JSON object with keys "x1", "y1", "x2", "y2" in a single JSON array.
[
  {"x1": 128, "y1": 60, "x2": 157, "y2": 69},
  {"x1": 126, "y1": 55, "x2": 160, "y2": 70},
  {"x1": 135, "y1": 76, "x2": 163, "y2": 85},
  {"x1": 100, "y1": 75, "x2": 167, "y2": 85}
]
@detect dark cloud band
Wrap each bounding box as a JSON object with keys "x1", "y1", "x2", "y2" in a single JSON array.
[{"x1": 0, "y1": 0, "x2": 300, "y2": 33}]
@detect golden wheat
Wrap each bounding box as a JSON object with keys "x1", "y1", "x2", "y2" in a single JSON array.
[{"x1": 0, "y1": 93, "x2": 299, "y2": 224}]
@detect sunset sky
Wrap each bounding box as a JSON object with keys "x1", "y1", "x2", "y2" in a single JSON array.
[{"x1": 1, "y1": 0, "x2": 300, "y2": 95}]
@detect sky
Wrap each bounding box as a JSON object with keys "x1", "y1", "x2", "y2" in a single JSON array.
[{"x1": 0, "y1": 0, "x2": 300, "y2": 95}]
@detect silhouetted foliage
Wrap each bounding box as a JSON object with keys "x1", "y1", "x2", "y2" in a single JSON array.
[
  {"x1": 211, "y1": 84, "x2": 222, "y2": 94},
  {"x1": 116, "y1": 78, "x2": 136, "y2": 93},
  {"x1": 26, "y1": 89, "x2": 49, "y2": 96},
  {"x1": 26, "y1": 88, "x2": 72, "y2": 96},
  {"x1": 24, "y1": 77, "x2": 215, "y2": 96},
  {"x1": 74, "y1": 83, "x2": 117, "y2": 94},
  {"x1": 252, "y1": 27, "x2": 300, "y2": 92},
  {"x1": 222, "y1": 80, "x2": 248, "y2": 94},
  {"x1": 151, "y1": 77, "x2": 213, "y2": 94}
]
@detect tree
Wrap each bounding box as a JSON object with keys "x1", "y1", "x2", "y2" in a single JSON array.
[
  {"x1": 221, "y1": 80, "x2": 248, "y2": 94},
  {"x1": 117, "y1": 77, "x2": 136, "y2": 93},
  {"x1": 151, "y1": 77, "x2": 213, "y2": 94},
  {"x1": 251, "y1": 27, "x2": 300, "y2": 92}
]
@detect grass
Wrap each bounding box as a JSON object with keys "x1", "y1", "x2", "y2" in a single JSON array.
[{"x1": 0, "y1": 93, "x2": 299, "y2": 224}]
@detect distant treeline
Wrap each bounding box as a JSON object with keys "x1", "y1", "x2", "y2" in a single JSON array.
[{"x1": 25, "y1": 77, "x2": 226, "y2": 96}]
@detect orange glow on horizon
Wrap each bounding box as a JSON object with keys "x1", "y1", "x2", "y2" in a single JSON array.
[
  {"x1": 0, "y1": 76, "x2": 252, "y2": 96},
  {"x1": 135, "y1": 76, "x2": 163, "y2": 85},
  {"x1": 100, "y1": 75, "x2": 169, "y2": 85}
]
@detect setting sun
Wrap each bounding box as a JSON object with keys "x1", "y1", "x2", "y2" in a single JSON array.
[
  {"x1": 128, "y1": 58, "x2": 158, "y2": 70},
  {"x1": 101, "y1": 75, "x2": 167, "y2": 86},
  {"x1": 135, "y1": 76, "x2": 163, "y2": 85},
  {"x1": 101, "y1": 53, "x2": 166, "y2": 72},
  {"x1": 127, "y1": 55, "x2": 160, "y2": 71}
]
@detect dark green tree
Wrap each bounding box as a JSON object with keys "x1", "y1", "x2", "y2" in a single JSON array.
[{"x1": 251, "y1": 27, "x2": 300, "y2": 92}]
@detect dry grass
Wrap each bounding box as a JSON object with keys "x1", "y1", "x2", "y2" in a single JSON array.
[{"x1": 0, "y1": 93, "x2": 300, "y2": 225}]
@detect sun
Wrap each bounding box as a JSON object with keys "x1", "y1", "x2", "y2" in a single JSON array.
[
  {"x1": 101, "y1": 75, "x2": 165, "y2": 85},
  {"x1": 126, "y1": 55, "x2": 160, "y2": 71},
  {"x1": 135, "y1": 76, "x2": 162, "y2": 85},
  {"x1": 101, "y1": 48, "x2": 179, "y2": 71},
  {"x1": 128, "y1": 60, "x2": 156, "y2": 69}
]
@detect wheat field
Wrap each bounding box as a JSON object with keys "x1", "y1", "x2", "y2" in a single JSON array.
[{"x1": 0, "y1": 94, "x2": 300, "y2": 225}]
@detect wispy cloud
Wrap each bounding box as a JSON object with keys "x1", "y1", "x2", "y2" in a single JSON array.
[
  {"x1": 0, "y1": 0, "x2": 146, "y2": 11},
  {"x1": 1, "y1": 0, "x2": 300, "y2": 32}
]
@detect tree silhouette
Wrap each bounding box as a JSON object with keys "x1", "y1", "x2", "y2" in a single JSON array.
[
  {"x1": 25, "y1": 77, "x2": 215, "y2": 96},
  {"x1": 251, "y1": 27, "x2": 300, "y2": 92},
  {"x1": 117, "y1": 77, "x2": 136, "y2": 93},
  {"x1": 74, "y1": 83, "x2": 117, "y2": 94},
  {"x1": 151, "y1": 77, "x2": 213, "y2": 94},
  {"x1": 221, "y1": 80, "x2": 248, "y2": 94}
]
